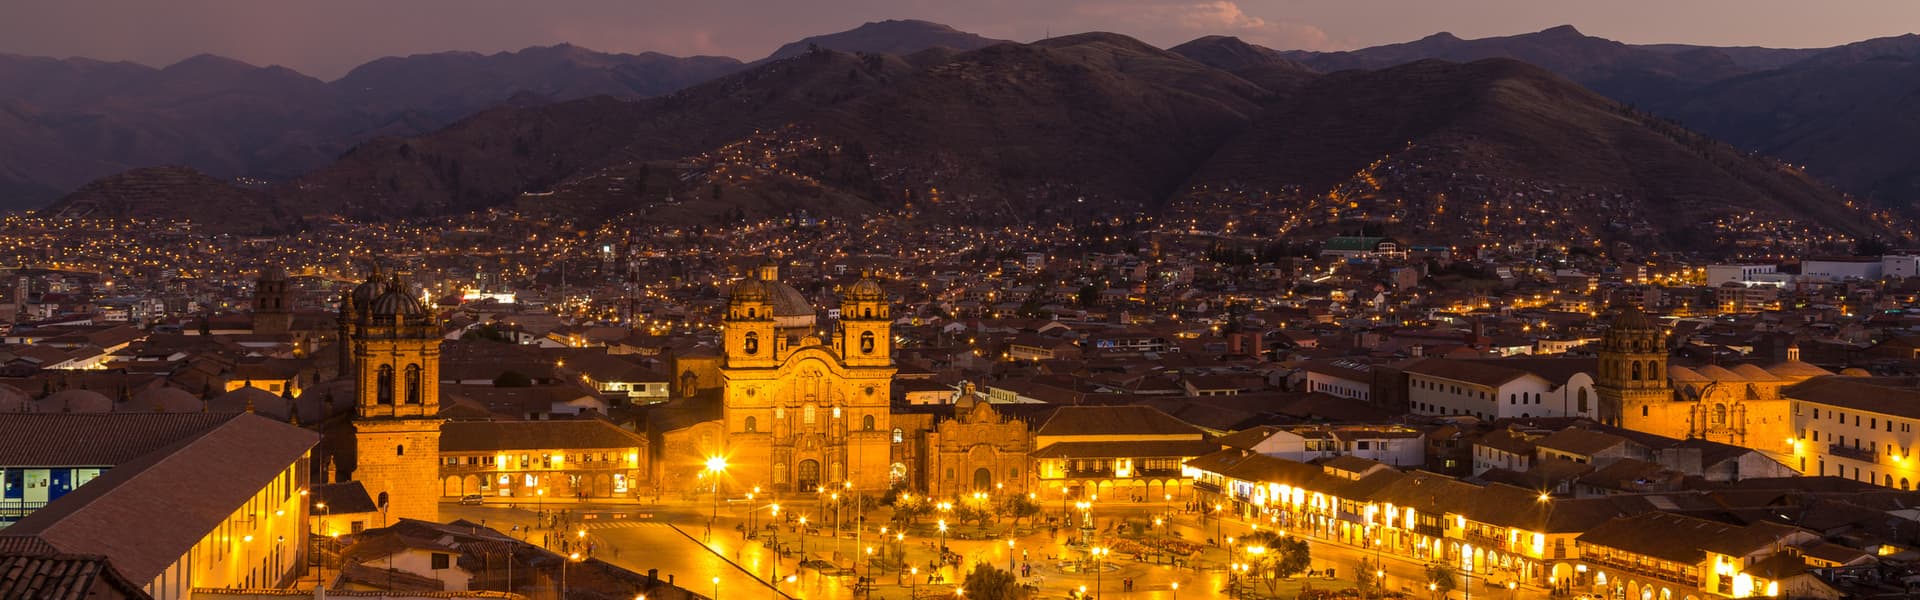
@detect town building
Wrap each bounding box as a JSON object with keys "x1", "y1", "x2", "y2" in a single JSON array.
[
  {"x1": 342, "y1": 270, "x2": 444, "y2": 524},
  {"x1": 1031, "y1": 405, "x2": 1213, "y2": 502}
]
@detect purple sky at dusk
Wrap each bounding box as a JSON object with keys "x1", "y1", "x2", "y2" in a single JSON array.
[{"x1": 5, "y1": 0, "x2": 1917, "y2": 80}]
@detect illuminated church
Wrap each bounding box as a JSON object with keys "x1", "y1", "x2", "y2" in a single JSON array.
[
  {"x1": 700, "y1": 263, "x2": 896, "y2": 494},
  {"x1": 340, "y1": 267, "x2": 444, "y2": 523},
  {"x1": 1602, "y1": 306, "x2": 1829, "y2": 460}
]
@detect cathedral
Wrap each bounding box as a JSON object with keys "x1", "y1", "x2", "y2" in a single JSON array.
[
  {"x1": 1601, "y1": 306, "x2": 1829, "y2": 460},
  {"x1": 703, "y1": 264, "x2": 895, "y2": 494},
  {"x1": 341, "y1": 268, "x2": 444, "y2": 523}
]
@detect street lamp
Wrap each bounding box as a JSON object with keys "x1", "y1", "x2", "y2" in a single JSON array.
[
  {"x1": 769, "y1": 503, "x2": 781, "y2": 585},
  {"x1": 1090, "y1": 546, "x2": 1108, "y2": 599},
  {"x1": 910, "y1": 567, "x2": 918, "y2": 599},
  {"x1": 705, "y1": 456, "x2": 728, "y2": 542},
  {"x1": 713, "y1": 576, "x2": 721, "y2": 600},
  {"x1": 242, "y1": 535, "x2": 253, "y2": 587},
  {"x1": 798, "y1": 516, "x2": 808, "y2": 558},
  {"x1": 563, "y1": 551, "x2": 580, "y2": 599},
  {"x1": 537, "y1": 488, "x2": 546, "y2": 525},
  {"x1": 937, "y1": 519, "x2": 949, "y2": 557},
  {"x1": 1007, "y1": 538, "x2": 1016, "y2": 572}
]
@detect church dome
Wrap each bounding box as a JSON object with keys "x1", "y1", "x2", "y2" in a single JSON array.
[
  {"x1": 765, "y1": 280, "x2": 815, "y2": 319},
  {"x1": 38, "y1": 389, "x2": 111, "y2": 413},
  {"x1": 844, "y1": 278, "x2": 885, "y2": 302},
  {"x1": 0, "y1": 384, "x2": 28, "y2": 413},
  {"x1": 347, "y1": 275, "x2": 387, "y2": 313},
  {"x1": 370, "y1": 286, "x2": 428, "y2": 318},
  {"x1": 126, "y1": 386, "x2": 203, "y2": 413},
  {"x1": 727, "y1": 278, "x2": 771, "y2": 304},
  {"x1": 1611, "y1": 306, "x2": 1655, "y2": 331}
]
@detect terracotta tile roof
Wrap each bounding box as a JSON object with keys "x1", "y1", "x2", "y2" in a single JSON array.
[
  {"x1": 312, "y1": 481, "x2": 379, "y2": 515},
  {"x1": 2, "y1": 414, "x2": 318, "y2": 583},
  {"x1": 1404, "y1": 358, "x2": 1533, "y2": 387},
  {"x1": 0, "y1": 553, "x2": 148, "y2": 600},
  {"x1": 441, "y1": 419, "x2": 645, "y2": 453},
  {"x1": 1785, "y1": 377, "x2": 1920, "y2": 418},
  {"x1": 1031, "y1": 439, "x2": 1219, "y2": 459},
  {"x1": 1034, "y1": 405, "x2": 1204, "y2": 438},
  {"x1": 0, "y1": 412, "x2": 241, "y2": 466}
]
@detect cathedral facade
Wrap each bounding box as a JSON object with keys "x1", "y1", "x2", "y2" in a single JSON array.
[
  {"x1": 1602, "y1": 308, "x2": 1828, "y2": 460},
  {"x1": 712, "y1": 265, "x2": 895, "y2": 494},
  {"x1": 342, "y1": 270, "x2": 444, "y2": 523}
]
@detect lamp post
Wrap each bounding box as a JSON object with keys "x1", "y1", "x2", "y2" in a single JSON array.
[
  {"x1": 243, "y1": 535, "x2": 254, "y2": 587},
  {"x1": 713, "y1": 576, "x2": 721, "y2": 600},
  {"x1": 1171, "y1": 581, "x2": 1179, "y2": 600},
  {"x1": 314, "y1": 502, "x2": 331, "y2": 587},
  {"x1": 910, "y1": 567, "x2": 918, "y2": 599},
  {"x1": 537, "y1": 488, "x2": 546, "y2": 524},
  {"x1": 706, "y1": 456, "x2": 728, "y2": 543},
  {"x1": 769, "y1": 504, "x2": 781, "y2": 586},
  {"x1": 798, "y1": 516, "x2": 809, "y2": 558},
  {"x1": 865, "y1": 546, "x2": 875, "y2": 597},
  {"x1": 937, "y1": 519, "x2": 949, "y2": 559},
  {"x1": 563, "y1": 551, "x2": 580, "y2": 599},
  {"x1": 830, "y1": 491, "x2": 842, "y2": 561},
  {"x1": 1007, "y1": 538, "x2": 1016, "y2": 572},
  {"x1": 1090, "y1": 546, "x2": 1107, "y2": 600}
]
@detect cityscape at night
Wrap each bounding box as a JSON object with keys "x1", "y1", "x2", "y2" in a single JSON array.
[{"x1": 5, "y1": 2, "x2": 1920, "y2": 600}]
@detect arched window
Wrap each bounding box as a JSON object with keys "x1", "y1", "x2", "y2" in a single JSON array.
[
  {"x1": 744, "y1": 331, "x2": 760, "y2": 355},
  {"x1": 404, "y1": 364, "x2": 423, "y2": 404},
  {"x1": 1641, "y1": 406, "x2": 1649, "y2": 417},
  {"x1": 747, "y1": 308, "x2": 756, "y2": 318},
  {"x1": 396, "y1": 444, "x2": 405, "y2": 456},
  {"x1": 860, "y1": 331, "x2": 876, "y2": 354},
  {"x1": 862, "y1": 414, "x2": 876, "y2": 430},
  {"x1": 803, "y1": 404, "x2": 816, "y2": 424},
  {"x1": 744, "y1": 416, "x2": 758, "y2": 433},
  {"x1": 1631, "y1": 361, "x2": 1643, "y2": 381},
  {"x1": 774, "y1": 462, "x2": 789, "y2": 484},
  {"x1": 892, "y1": 428, "x2": 904, "y2": 443},
  {"x1": 1713, "y1": 404, "x2": 1728, "y2": 425},
  {"x1": 1577, "y1": 389, "x2": 1589, "y2": 413},
  {"x1": 376, "y1": 364, "x2": 395, "y2": 405},
  {"x1": 1649, "y1": 361, "x2": 1661, "y2": 378},
  {"x1": 863, "y1": 307, "x2": 873, "y2": 318}
]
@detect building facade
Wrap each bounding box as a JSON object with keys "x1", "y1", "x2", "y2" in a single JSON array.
[
  {"x1": 923, "y1": 398, "x2": 1032, "y2": 498},
  {"x1": 713, "y1": 266, "x2": 895, "y2": 494}
]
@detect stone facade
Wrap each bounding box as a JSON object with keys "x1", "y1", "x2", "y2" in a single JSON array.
[
  {"x1": 924, "y1": 399, "x2": 1032, "y2": 498},
  {"x1": 710, "y1": 266, "x2": 896, "y2": 494},
  {"x1": 345, "y1": 271, "x2": 444, "y2": 524}
]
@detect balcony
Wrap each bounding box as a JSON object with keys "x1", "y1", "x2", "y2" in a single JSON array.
[
  {"x1": 1463, "y1": 530, "x2": 1509, "y2": 550},
  {"x1": 1828, "y1": 444, "x2": 1880, "y2": 464},
  {"x1": 1580, "y1": 553, "x2": 1693, "y2": 587}
]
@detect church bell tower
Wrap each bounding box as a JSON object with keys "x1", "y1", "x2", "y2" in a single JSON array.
[
  {"x1": 1597, "y1": 306, "x2": 1671, "y2": 430},
  {"x1": 347, "y1": 271, "x2": 443, "y2": 523}
]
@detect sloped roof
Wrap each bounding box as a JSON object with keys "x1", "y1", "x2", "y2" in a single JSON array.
[
  {"x1": 1035, "y1": 405, "x2": 1202, "y2": 438},
  {"x1": 0, "y1": 552, "x2": 149, "y2": 600},
  {"x1": 0, "y1": 412, "x2": 242, "y2": 466},
  {"x1": 1, "y1": 414, "x2": 318, "y2": 583},
  {"x1": 441, "y1": 419, "x2": 645, "y2": 452}
]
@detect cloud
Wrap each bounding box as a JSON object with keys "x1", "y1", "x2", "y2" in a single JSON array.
[{"x1": 1067, "y1": 0, "x2": 1339, "y2": 50}]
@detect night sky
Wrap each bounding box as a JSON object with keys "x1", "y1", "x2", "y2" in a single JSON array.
[{"x1": 5, "y1": 0, "x2": 1917, "y2": 79}]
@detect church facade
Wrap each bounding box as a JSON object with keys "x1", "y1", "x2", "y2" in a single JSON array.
[
  {"x1": 703, "y1": 265, "x2": 895, "y2": 495},
  {"x1": 1602, "y1": 308, "x2": 1828, "y2": 461}
]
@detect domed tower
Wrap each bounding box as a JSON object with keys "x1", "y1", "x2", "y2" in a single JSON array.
[
  {"x1": 252, "y1": 266, "x2": 293, "y2": 334},
  {"x1": 724, "y1": 274, "x2": 778, "y2": 369},
  {"x1": 337, "y1": 265, "x2": 387, "y2": 375},
  {"x1": 1597, "y1": 305, "x2": 1672, "y2": 430},
  {"x1": 838, "y1": 275, "x2": 891, "y2": 368},
  {"x1": 349, "y1": 271, "x2": 443, "y2": 524}
]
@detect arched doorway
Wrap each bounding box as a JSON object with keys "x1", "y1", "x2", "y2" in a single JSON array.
[
  {"x1": 797, "y1": 459, "x2": 821, "y2": 491},
  {"x1": 444, "y1": 476, "x2": 462, "y2": 496},
  {"x1": 973, "y1": 468, "x2": 992, "y2": 491}
]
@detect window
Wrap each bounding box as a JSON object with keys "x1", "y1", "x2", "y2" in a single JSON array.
[
  {"x1": 1577, "y1": 389, "x2": 1589, "y2": 413},
  {"x1": 396, "y1": 445, "x2": 405, "y2": 456},
  {"x1": 862, "y1": 414, "x2": 875, "y2": 430},
  {"x1": 744, "y1": 331, "x2": 760, "y2": 355},
  {"x1": 430, "y1": 553, "x2": 450, "y2": 570},
  {"x1": 376, "y1": 364, "x2": 394, "y2": 405},
  {"x1": 404, "y1": 364, "x2": 423, "y2": 404},
  {"x1": 860, "y1": 331, "x2": 876, "y2": 354},
  {"x1": 1632, "y1": 361, "x2": 1642, "y2": 381},
  {"x1": 892, "y1": 428, "x2": 904, "y2": 443},
  {"x1": 804, "y1": 404, "x2": 816, "y2": 424},
  {"x1": 744, "y1": 416, "x2": 757, "y2": 433},
  {"x1": 1642, "y1": 406, "x2": 1649, "y2": 417}
]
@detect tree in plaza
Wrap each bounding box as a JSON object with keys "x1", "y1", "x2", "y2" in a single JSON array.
[
  {"x1": 960, "y1": 562, "x2": 1028, "y2": 600},
  {"x1": 952, "y1": 497, "x2": 994, "y2": 528},
  {"x1": 1244, "y1": 531, "x2": 1311, "y2": 598},
  {"x1": 891, "y1": 493, "x2": 931, "y2": 525},
  {"x1": 1000, "y1": 494, "x2": 1042, "y2": 526},
  {"x1": 1357, "y1": 558, "x2": 1385, "y2": 598},
  {"x1": 1424, "y1": 562, "x2": 1458, "y2": 600}
]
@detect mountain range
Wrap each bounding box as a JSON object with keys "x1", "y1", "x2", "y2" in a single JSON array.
[{"x1": 18, "y1": 20, "x2": 1920, "y2": 249}]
